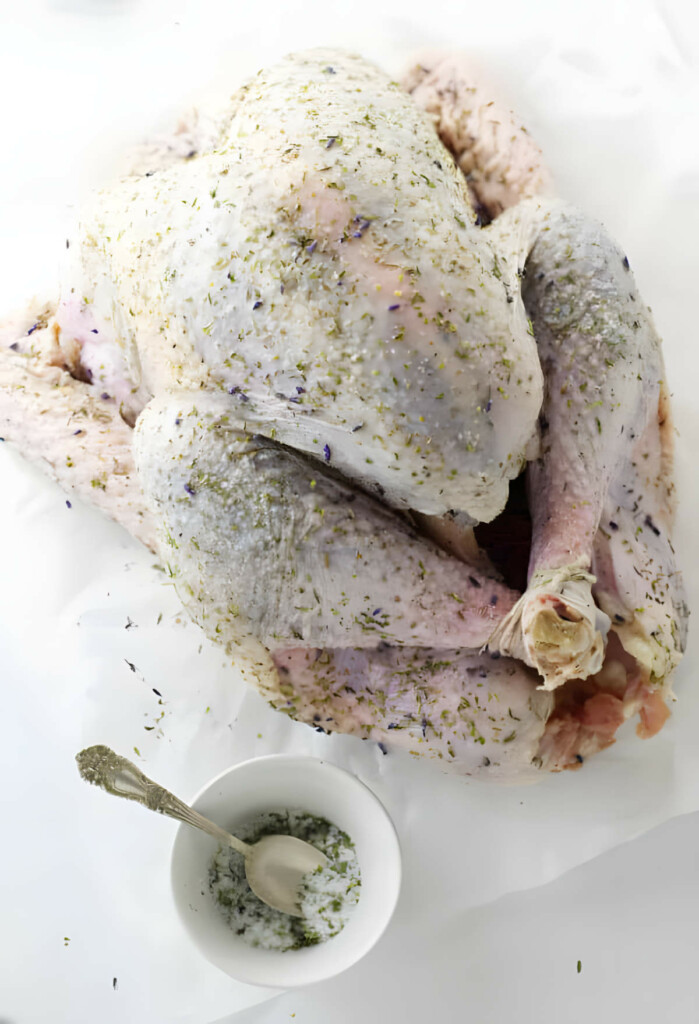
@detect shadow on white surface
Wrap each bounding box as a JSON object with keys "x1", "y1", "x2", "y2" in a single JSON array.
[{"x1": 223, "y1": 809, "x2": 699, "y2": 1024}]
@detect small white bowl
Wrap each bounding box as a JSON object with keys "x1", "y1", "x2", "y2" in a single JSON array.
[{"x1": 170, "y1": 755, "x2": 401, "y2": 988}]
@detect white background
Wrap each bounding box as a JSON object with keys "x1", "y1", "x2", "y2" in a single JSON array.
[{"x1": 1, "y1": 1, "x2": 698, "y2": 1022}]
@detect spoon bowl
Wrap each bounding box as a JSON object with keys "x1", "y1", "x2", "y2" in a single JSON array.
[
  {"x1": 245, "y1": 833, "x2": 327, "y2": 916},
  {"x1": 171, "y1": 754, "x2": 401, "y2": 987}
]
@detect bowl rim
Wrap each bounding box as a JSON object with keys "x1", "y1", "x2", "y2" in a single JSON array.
[{"x1": 170, "y1": 753, "x2": 402, "y2": 988}]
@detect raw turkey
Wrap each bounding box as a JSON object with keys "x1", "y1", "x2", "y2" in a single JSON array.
[{"x1": 0, "y1": 49, "x2": 688, "y2": 780}]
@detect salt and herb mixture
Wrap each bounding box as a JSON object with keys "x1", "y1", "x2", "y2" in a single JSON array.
[{"x1": 209, "y1": 810, "x2": 360, "y2": 951}]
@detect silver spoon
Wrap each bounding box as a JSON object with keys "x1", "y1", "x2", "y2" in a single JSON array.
[{"x1": 76, "y1": 745, "x2": 327, "y2": 917}]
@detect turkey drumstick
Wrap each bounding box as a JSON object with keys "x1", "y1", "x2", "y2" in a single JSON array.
[{"x1": 486, "y1": 200, "x2": 686, "y2": 695}]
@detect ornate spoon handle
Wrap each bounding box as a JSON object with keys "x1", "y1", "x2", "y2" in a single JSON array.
[{"x1": 76, "y1": 745, "x2": 250, "y2": 856}]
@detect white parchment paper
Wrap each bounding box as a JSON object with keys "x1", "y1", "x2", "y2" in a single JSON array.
[{"x1": 0, "y1": 1, "x2": 697, "y2": 1021}]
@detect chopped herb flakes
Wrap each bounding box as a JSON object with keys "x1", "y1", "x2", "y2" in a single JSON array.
[{"x1": 209, "y1": 810, "x2": 360, "y2": 951}]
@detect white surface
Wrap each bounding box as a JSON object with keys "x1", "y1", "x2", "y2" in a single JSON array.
[
  {"x1": 171, "y1": 756, "x2": 401, "y2": 988},
  {"x1": 224, "y1": 810, "x2": 699, "y2": 1024},
  {"x1": 1, "y1": 1, "x2": 698, "y2": 1022}
]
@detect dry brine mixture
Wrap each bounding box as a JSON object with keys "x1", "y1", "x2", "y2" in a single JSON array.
[{"x1": 209, "y1": 810, "x2": 361, "y2": 951}]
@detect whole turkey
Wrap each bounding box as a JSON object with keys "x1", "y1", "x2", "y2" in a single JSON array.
[{"x1": 0, "y1": 49, "x2": 687, "y2": 780}]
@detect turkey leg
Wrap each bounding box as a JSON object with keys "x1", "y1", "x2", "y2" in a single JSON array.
[{"x1": 487, "y1": 199, "x2": 684, "y2": 693}]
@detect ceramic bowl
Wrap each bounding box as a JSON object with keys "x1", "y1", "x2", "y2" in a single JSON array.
[{"x1": 170, "y1": 754, "x2": 401, "y2": 987}]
